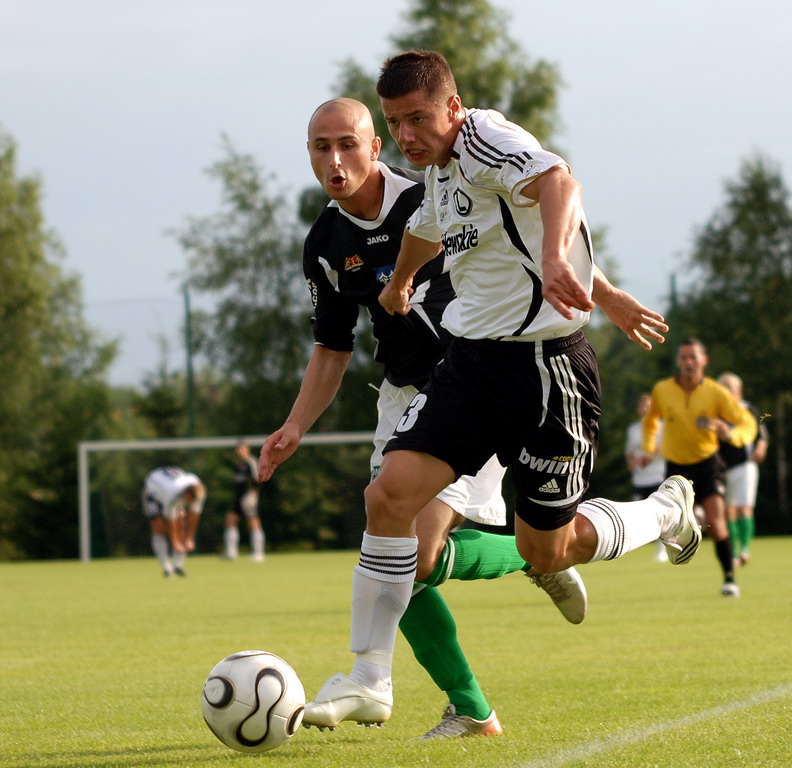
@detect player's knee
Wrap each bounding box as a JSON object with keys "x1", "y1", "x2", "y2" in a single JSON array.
[
  {"x1": 517, "y1": 541, "x2": 566, "y2": 574},
  {"x1": 364, "y1": 476, "x2": 412, "y2": 529}
]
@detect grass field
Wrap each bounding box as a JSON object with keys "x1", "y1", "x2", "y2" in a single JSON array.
[{"x1": 2, "y1": 538, "x2": 791, "y2": 768}]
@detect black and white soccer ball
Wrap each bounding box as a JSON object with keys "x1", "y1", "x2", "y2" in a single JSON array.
[{"x1": 201, "y1": 650, "x2": 305, "y2": 753}]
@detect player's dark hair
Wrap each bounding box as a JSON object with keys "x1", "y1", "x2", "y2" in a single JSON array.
[
  {"x1": 376, "y1": 50, "x2": 457, "y2": 102},
  {"x1": 680, "y1": 336, "x2": 707, "y2": 353}
]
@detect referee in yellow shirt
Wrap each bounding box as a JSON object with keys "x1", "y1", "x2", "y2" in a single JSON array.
[{"x1": 643, "y1": 337, "x2": 757, "y2": 597}]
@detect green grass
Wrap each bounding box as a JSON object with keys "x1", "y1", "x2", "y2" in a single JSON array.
[{"x1": 2, "y1": 539, "x2": 791, "y2": 768}]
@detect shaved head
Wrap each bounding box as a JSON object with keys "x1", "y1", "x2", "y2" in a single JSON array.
[
  {"x1": 308, "y1": 98, "x2": 376, "y2": 142},
  {"x1": 306, "y1": 97, "x2": 383, "y2": 217}
]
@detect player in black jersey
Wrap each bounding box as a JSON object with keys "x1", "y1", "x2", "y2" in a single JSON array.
[{"x1": 259, "y1": 98, "x2": 587, "y2": 739}]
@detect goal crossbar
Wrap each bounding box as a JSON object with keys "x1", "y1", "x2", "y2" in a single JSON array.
[{"x1": 77, "y1": 432, "x2": 374, "y2": 561}]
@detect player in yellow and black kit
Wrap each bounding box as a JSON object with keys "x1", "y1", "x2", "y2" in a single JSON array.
[{"x1": 643, "y1": 337, "x2": 757, "y2": 597}]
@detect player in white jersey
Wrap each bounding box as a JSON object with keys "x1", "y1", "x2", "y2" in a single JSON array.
[
  {"x1": 625, "y1": 393, "x2": 668, "y2": 562},
  {"x1": 142, "y1": 466, "x2": 205, "y2": 577},
  {"x1": 304, "y1": 50, "x2": 704, "y2": 726},
  {"x1": 261, "y1": 98, "x2": 591, "y2": 738}
]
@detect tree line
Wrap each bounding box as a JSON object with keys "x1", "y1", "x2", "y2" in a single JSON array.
[{"x1": 2, "y1": 0, "x2": 790, "y2": 559}]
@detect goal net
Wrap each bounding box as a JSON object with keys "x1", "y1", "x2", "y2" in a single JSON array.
[{"x1": 78, "y1": 433, "x2": 374, "y2": 561}]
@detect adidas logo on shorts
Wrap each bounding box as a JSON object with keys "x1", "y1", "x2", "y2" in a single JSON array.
[{"x1": 538, "y1": 479, "x2": 560, "y2": 493}]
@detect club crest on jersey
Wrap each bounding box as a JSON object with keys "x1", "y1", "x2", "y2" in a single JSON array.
[
  {"x1": 453, "y1": 189, "x2": 473, "y2": 217},
  {"x1": 345, "y1": 254, "x2": 364, "y2": 271},
  {"x1": 374, "y1": 264, "x2": 395, "y2": 285}
]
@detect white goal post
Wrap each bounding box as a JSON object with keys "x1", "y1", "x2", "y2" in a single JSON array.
[{"x1": 77, "y1": 432, "x2": 374, "y2": 562}]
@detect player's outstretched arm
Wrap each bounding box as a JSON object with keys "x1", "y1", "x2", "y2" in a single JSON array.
[
  {"x1": 592, "y1": 266, "x2": 668, "y2": 350},
  {"x1": 258, "y1": 346, "x2": 352, "y2": 481},
  {"x1": 522, "y1": 166, "x2": 595, "y2": 319}
]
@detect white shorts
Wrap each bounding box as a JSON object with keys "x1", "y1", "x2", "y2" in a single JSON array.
[
  {"x1": 371, "y1": 379, "x2": 507, "y2": 526},
  {"x1": 724, "y1": 461, "x2": 759, "y2": 508}
]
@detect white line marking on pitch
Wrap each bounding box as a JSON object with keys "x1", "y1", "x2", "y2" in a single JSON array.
[{"x1": 518, "y1": 683, "x2": 792, "y2": 768}]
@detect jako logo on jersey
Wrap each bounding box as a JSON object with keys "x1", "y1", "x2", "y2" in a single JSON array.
[
  {"x1": 453, "y1": 189, "x2": 473, "y2": 216},
  {"x1": 442, "y1": 224, "x2": 479, "y2": 256},
  {"x1": 345, "y1": 255, "x2": 364, "y2": 271},
  {"x1": 374, "y1": 264, "x2": 395, "y2": 285},
  {"x1": 366, "y1": 234, "x2": 390, "y2": 245},
  {"x1": 518, "y1": 449, "x2": 571, "y2": 475}
]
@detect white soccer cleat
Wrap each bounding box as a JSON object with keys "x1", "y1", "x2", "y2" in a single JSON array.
[
  {"x1": 415, "y1": 705, "x2": 503, "y2": 739},
  {"x1": 302, "y1": 673, "x2": 392, "y2": 729},
  {"x1": 655, "y1": 476, "x2": 701, "y2": 565},
  {"x1": 528, "y1": 567, "x2": 588, "y2": 624},
  {"x1": 722, "y1": 581, "x2": 741, "y2": 598}
]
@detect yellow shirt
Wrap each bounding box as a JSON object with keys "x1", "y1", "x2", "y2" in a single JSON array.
[{"x1": 642, "y1": 376, "x2": 757, "y2": 465}]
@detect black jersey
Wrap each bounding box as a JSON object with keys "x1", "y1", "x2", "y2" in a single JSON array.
[
  {"x1": 719, "y1": 401, "x2": 767, "y2": 469},
  {"x1": 304, "y1": 163, "x2": 454, "y2": 388}
]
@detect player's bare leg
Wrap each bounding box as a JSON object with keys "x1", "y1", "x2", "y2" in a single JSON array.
[{"x1": 302, "y1": 451, "x2": 451, "y2": 729}]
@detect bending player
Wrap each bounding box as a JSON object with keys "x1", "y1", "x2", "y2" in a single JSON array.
[{"x1": 142, "y1": 466, "x2": 206, "y2": 577}]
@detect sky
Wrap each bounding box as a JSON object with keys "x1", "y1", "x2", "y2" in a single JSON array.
[{"x1": 3, "y1": 0, "x2": 791, "y2": 385}]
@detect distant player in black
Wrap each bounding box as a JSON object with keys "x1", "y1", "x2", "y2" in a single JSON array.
[{"x1": 223, "y1": 441, "x2": 264, "y2": 561}]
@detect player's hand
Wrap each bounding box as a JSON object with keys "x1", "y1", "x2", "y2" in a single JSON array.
[
  {"x1": 542, "y1": 258, "x2": 595, "y2": 320},
  {"x1": 598, "y1": 288, "x2": 668, "y2": 350},
  {"x1": 258, "y1": 426, "x2": 301, "y2": 482},
  {"x1": 379, "y1": 279, "x2": 414, "y2": 316},
  {"x1": 710, "y1": 418, "x2": 732, "y2": 440},
  {"x1": 638, "y1": 452, "x2": 654, "y2": 468}
]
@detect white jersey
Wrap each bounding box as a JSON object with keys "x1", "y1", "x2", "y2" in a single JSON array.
[
  {"x1": 625, "y1": 420, "x2": 665, "y2": 489},
  {"x1": 407, "y1": 108, "x2": 594, "y2": 341},
  {"x1": 142, "y1": 466, "x2": 202, "y2": 521}
]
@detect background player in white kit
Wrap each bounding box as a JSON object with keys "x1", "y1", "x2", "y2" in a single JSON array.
[
  {"x1": 625, "y1": 393, "x2": 668, "y2": 562},
  {"x1": 142, "y1": 466, "x2": 205, "y2": 577},
  {"x1": 304, "y1": 50, "x2": 703, "y2": 727}
]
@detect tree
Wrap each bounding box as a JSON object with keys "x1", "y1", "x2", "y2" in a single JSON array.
[
  {"x1": 0, "y1": 128, "x2": 116, "y2": 559},
  {"x1": 173, "y1": 135, "x2": 313, "y2": 436},
  {"x1": 675, "y1": 155, "x2": 792, "y2": 530}
]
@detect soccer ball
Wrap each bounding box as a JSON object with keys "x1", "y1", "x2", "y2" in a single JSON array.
[{"x1": 201, "y1": 650, "x2": 305, "y2": 753}]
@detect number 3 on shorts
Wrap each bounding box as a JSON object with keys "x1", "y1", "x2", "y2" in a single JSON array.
[{"x1": 396, "y1": 393, "x2": 427, "y2": 432}]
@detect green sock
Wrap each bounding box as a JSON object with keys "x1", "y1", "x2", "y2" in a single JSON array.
[
  {"x1": 399, "y1": 586, "x2": 491, "y2": 720},
  {"x1": 728, "y1": 519, "x2": 741, "y2": 551},
  {"x1": 420, "y1": 529, "x2": 528, "y2": 588},
  {"x1": 738, "y1": 516, "x2": 755, "y2": 554}
]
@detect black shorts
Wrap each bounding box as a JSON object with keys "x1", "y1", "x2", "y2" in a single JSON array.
[
  {"x1": 383, "y1": 330, "x2": 601, "y2": 531},
  {"x1": 666, "y1": 454, "x2": 726, "y2": 504}
]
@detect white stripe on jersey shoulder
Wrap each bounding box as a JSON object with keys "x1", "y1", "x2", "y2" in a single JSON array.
[
  {"x1": 331, "y1": 162, "x2": 422, "y2": 231},
  {"x1": 317, "y1": 256, "x2": 339, "y2": 290},
  {"x1": 453, "y1": 109, "x2": 568, "y2": 203}
]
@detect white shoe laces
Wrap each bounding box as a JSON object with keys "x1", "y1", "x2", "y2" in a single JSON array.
[{"x1": 530, "y1": 572, "x2": 569, "y2": 602}]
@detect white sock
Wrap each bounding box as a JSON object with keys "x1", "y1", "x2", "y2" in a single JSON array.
[
  {"x1": 173, "y1": 550, "x2": 186, "y2": 569},
  {"x1": 151, "y1": 534, "x2": 171, "y2": 572},
  {"x1": 250, "y1": 528, "x2": 264, "y2": 557},
  {"x1": 224, "y1": 526, "x2": 239, "y2": 558},
  {"x1": 348, "y1": 533, "x2": 417, "y2": 691},
  {"x1": 577, "y1": 493, "x2": 673, "y2": 562}
]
